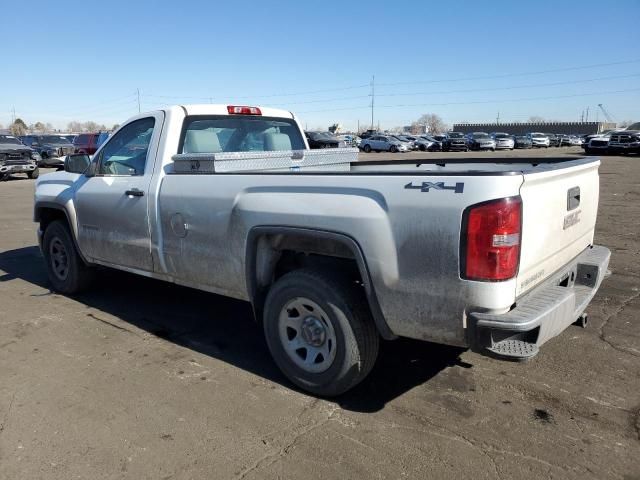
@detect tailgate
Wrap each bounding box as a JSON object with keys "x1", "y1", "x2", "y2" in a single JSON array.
[{"x1": 517, "y1": 159, "x2": 600, "y2": 296}]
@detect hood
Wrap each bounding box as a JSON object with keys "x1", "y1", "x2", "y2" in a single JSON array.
[
  {"x1": 0, "y1": 143, "x2": 32, "y2": 153},
  {"x1": 314, "y1": 138, "x2": 339, "y2": 144}
]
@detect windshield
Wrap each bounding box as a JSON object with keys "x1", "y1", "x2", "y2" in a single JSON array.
[
  {"x1": 0, "y1": 135, "x2": 23, "y2": 145},
  {"x1": 448, "y1": 132, "x2": 464, "y2": 138},
  {"x1": 472, "y1": 133, "x2": 489, "y2": 138},
  {"x1": 531, "y1": 133, "x2": 546, "y2": 138},
  {"x1": 181, "y1": 115, "x2": 306, "y2": 153},
  {"x1": 40, "y1": 135, "x2": 72, "y2": 144},
  {"x1": 493, "y1": 133, "x2": 509, "y2": 138}
]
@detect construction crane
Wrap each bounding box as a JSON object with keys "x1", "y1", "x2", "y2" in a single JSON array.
[{"x1": 597, "y1": 104, "x2": 615, "y2": 123}]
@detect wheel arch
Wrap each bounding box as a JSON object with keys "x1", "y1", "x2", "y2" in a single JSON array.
[
  {"x1": 34, "y1": 202, "x2": 90, "y2": 265},
  {"x1": 245, "y1": 226, "x2": 396, "y2": 340}
]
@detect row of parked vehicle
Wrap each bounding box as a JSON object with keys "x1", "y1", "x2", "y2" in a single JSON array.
[
  {"x1": 356, "y1": 131, "x2": 586, "y2": 153},
  {"x1": 0, "y1": 131, "x2": 110, "y2": 181}
]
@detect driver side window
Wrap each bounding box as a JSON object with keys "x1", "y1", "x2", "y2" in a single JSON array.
[{"x1": 98, "y1": 117, "x2": 155, "y2": 176}]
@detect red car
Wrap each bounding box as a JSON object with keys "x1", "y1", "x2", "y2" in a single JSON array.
[{"x1": 73, "y1": 132, "x2": 108, "y2": 154}]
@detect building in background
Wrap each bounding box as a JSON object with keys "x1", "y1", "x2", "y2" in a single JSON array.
[{"x1": 452, "y1": 121, "x2": 616, "y2": 135}]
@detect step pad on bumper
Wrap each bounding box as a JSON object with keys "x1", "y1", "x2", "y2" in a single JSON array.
[{"x1": 486, "y1": 339, "x2": 539, "y2": 360}]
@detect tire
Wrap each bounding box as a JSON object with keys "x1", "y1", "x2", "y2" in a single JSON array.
[
  {"x1": 42, "y1": 220, "x2": 94, "y2": 294},
  {"x1": 363, "y1": 144, "x2": 371, "y2": 153},
  {"x1": 28, "y1": 168, "x2": 40, "y2": 179},
  {"x1": 263, "y1": 269, "x2": 379, "y2": 397},
  {"x1": 418, "y1": 144, "x2": 426, "y2": 152},
  {"x1": 390, "y1": 145, "x2": 398, "y2": 153}
]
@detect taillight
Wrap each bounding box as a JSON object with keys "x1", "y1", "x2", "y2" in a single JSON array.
[
  {"x1": 462, "y1": 197, "x2": 522, "y2": 281},
  {"x1": 227, "y1": 105, "x2": 262, "y2": 115}
]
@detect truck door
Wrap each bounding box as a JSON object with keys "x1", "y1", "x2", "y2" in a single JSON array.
[{"x1": 74, "y1": 113, "x2": 163, "y2": 271}]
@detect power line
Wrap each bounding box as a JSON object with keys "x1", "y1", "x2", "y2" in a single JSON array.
[
  {"x1": 376, "y1": 59, "x2": 640, "y2": 86},
  {"x1": 376, "y1": 88, "x2": 640, "y2": 108},
  {"x1": 375, "y1": 72, "x2": 640, "y2": 97},
  {"x1": 296, "y1": 87, "x2": 640, "y2": 113}
]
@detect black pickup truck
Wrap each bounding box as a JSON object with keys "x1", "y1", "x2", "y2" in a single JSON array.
[{"x1": 0, "y1": 135, "x2": 39, "y2": 180}]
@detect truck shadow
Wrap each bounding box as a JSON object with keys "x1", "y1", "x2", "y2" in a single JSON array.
[{"x1": 0, "y1": 246, "x2": 465, "y2": 413}]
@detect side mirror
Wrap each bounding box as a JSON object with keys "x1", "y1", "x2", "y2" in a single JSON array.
[{"x1": 64, "y1": 153, "x2": 91, "y2": 174}]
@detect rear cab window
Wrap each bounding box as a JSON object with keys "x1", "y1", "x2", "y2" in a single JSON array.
[{"x1": 179, "y1": 116, "x2": 306, "y2": 154}]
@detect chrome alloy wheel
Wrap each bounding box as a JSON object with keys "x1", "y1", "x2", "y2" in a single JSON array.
[{"x1": 278, "y1": 297, "x2": 337, "y2": 373}]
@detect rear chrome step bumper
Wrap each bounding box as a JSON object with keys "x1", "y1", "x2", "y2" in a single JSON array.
[{"x1": 469, "y1": 245, "x2": 611, "y2": 360}]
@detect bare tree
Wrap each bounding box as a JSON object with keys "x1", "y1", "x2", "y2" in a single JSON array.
[
  {"x1": 111, "y1": 124, "x2": 120, "y2": 131},
  {"x1": 33, "y1": 121, "x2": 46, "y2": 133},
  {"x1": 527, "y1": 116, "x2": 545, "y2": 123},
  {"x1": 618, "y1": 120, "x2": 634, "y2": 128},
  {"x1": 416, "y1": 113, "x2": 448, "y2": 134},
  {"x1": 9, "y1": 118, "x2": 28, "y2": 136},
  {"x1": 67, "y1": 121, "x2": 83, "y2": 132}
]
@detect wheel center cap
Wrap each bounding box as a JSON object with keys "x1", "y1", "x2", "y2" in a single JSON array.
[{"x1": 301, "y1": 317, "x2": 326, "y2": 347}]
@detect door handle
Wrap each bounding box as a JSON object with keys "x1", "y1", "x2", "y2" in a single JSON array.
[{"x1": 125, "y1": 189, "x2": 144, "y2": 197}]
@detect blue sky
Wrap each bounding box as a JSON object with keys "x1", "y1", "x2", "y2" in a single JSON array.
[{"x1": 1, "y1": 0, "x2": 639, "y2": 131}]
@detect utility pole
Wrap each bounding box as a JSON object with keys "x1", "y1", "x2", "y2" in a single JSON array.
[
  {"x1": 585, "y1": 106, "x2": 589, "y2": 122},
  {"x1": 370, "y1": 75, "x2": 375, "y2": 130},
  {"x1": 496, "y1": 112, "x2": 500, "y2": 125},
  {"x1": 137, "y1": 88, "x2": 141, "y2": 113},
  {"x1": 357, "y1": 119, "x2": 360, "y2": 133},
  {"x1": 10, "y1": 106, "x2": 16, "y2": 124}
]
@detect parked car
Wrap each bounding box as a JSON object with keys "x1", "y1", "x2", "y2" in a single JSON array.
[
  {"x1": 415, "y1": 135, "x2": 442, "y2": 151},
  {"x1": 556, "y1": 134, "x2": 570, "y2": 146},
  {"x1": 73, "y1": 132, "x2": 110, "y2": 155},
  {"x1": 390, "y1": 135, "x2": 417, "y2": 150},
  {"x1": 305, "y1": 131, "x2": 343, "y2": 149},
  {"x1": 0, "y1": 134, "x2": 39, "y2": 180},
  {"x1": 527, "y1": 132, "x2": 550, "y2": 148},
  {"x1": 582, "y1": 130, "x2": 615, "y2": 151},
  {"x1": 585, "y1": 135, "x2": 611, "y2": 155},
  {"x1": 360, "y1": 135, "x2": 409, "y2": 153},
  {"x1": 491, "y1": 132, "x2": 515, "y2": 150},
  {"x1": 466, "y1": 132, "x2": 496, "y2": 151},
  {"x1": 35, "y1": 103, "x2": 610, "y2": 396},
  {"x1": 569, "y1": 135, "x2": 583, "y2": 146},
  {"x1": 441, "y1": 132, "x2": 468, "y2": 152},
  {"x1": 546, "y1": 133, "x2": 560, "y2": 147},
  {"x1": 20, "y1": 135, "x2": 75, "y2": 165},
  {"x1": 337, "y1": 134, "x2": 360, "y2": 147},
  {"x1": 514, "y1": 136, "x2": 532, "y2": 149},
  {"x1": 607, "y1": 130, "x2": 640, "y2": 155}
]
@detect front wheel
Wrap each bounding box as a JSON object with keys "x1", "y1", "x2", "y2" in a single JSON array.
[
  {"x1": 390, "y1": 145, "x2": 398, "y2": 153},
  {"x1": 43, "y1": 220, "x2": 94, "y2": 294},
  {"x1": 263, "y1": 269, "x2": 379, "y2": 397},
  {"x1": 363, "y1": 144, "x2": 371, "y2": 153},
  {"x1": 28, "y1": 168, "x2": 40, "y2": 179}
]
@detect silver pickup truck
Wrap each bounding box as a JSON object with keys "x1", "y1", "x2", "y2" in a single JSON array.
[{"x1": 34, "y1": 104, "x2": 610, "y2": 396}]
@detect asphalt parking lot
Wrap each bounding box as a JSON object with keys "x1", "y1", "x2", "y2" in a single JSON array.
[{"x1": 0, "y1": 147, "x2": 638, "y2": 479}]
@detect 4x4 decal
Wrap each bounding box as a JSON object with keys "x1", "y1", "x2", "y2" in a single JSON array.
[{"x1": 404, "y1": 181, "x2": 464, "y2": 193}]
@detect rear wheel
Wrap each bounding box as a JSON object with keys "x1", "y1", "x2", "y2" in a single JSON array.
[
  {"x1": 28, "y1": 168, "x2": 40, "y2": 179},
  {"x1": 263, "y1": 269, "x2": 379, "y2": 396},
  {"x1": 390, "y1": 145, "x2": 398, "y2": 153},
  {"x1": 363, "y1": 144, "x2": 371, "y2": 153},
  {"x1": 43, "y1": 220, "x2": 94, "y2": 294},
  {"x1": 419, "y1": 144, "x2": 426, "y2": 151}
]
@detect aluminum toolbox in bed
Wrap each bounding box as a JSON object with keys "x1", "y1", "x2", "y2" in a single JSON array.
[{"x1": 171, "y1": 148, "x2": 358, "y2": 174}]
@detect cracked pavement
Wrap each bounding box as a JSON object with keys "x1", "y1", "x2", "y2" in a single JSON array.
[{"x1": 0, "y1": 151, "x2": 639, "y2": 479}]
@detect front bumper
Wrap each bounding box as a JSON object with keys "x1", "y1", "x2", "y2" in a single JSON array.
[
  {"x1": 608, "y1": 143, "x2": 640, "y2": 154},
  {"x1": 0, "y1": 163, "x2": 37, "y2": 174},
  {"x1": 469, "y1": 245, "x2": 611, "y2": 360}
]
